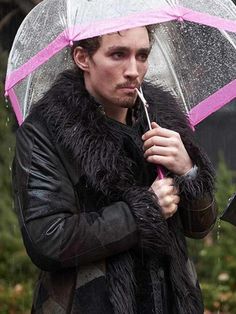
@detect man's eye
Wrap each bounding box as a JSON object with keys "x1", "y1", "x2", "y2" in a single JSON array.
[
  {"x1": 111, "y1": 52, "x2": 125, "y2": 59},
  {"x1": 138, "y1": 54, "x2": 149, "y2": 62}
]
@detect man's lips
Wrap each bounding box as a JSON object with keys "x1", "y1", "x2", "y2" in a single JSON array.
[
  {"x1": 118, "y1": 84, "x2": 139, "y2": 91},
  {"x1": 119, "y1": 87, "x2": 137, "y2": 95},
  {"x1": 121, "y1": 86, "x2": 136, "y2": 90}
]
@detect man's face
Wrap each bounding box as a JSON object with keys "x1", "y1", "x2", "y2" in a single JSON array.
[{"x1": 83, "y1": 27, "x2": 150, "y2": 110}]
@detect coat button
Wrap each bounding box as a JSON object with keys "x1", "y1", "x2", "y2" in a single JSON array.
[{"x1": 158, "y1": 268, "x2": 165, "y2": 280}]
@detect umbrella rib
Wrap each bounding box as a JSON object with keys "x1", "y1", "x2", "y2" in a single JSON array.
[
  {"x1": 135, "y1": 87, "x2": 152, "y2": 130},
  {"x1": 219, "y1": 30, "x2": 236, "y2": 50}
]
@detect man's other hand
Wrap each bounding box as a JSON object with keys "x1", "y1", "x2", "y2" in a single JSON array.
[{"x1": 150, "y1": 178, "x2": 180, "y2": 219}]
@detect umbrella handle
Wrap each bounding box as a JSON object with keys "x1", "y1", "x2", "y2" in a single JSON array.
[
  {"x1": 135, "y1": 87, "x2": 165, "y2": 180},
  {"x1": 157, "y1": 166, "x2": 165, "y2": 179}
]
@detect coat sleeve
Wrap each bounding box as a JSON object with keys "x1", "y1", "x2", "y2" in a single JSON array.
[
  {"x1": 142, "y1": 82, "x2": 217, "y2": 239},
  {"x1": 173, "y1": 135, "x2": 218, "y2": 239},
  {"x1": 12, "y1": 119, "x2": 139, "y2": 272},
  {"x1": 179, "y1": 194, "x2": 217, "y2": 239}
]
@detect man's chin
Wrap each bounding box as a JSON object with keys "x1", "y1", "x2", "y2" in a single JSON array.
[{"x1": 118, "y1": 95, "x2": 137, "y2": 108}]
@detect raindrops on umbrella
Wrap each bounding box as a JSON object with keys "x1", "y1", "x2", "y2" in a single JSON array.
[{"x1": 4, "y1": 0, "x2": 236, "y2": 127}]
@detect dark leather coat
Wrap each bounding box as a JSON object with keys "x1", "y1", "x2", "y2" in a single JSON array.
[{"x1": 12, "y1": 70, "x2": 217, "y2": 313}]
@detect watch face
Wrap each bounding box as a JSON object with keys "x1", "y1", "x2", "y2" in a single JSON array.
[{"x1": 220, "y1": 193, "x2": 236, "y2": 227}]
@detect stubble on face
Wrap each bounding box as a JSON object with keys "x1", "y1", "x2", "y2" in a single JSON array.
[{"x1": 111, "y1": 90, "x2": 138, "y2": 108}]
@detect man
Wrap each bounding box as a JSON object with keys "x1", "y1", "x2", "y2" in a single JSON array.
[{"x1": 13, "y1": 26, "x2": 217, "y2": 313}]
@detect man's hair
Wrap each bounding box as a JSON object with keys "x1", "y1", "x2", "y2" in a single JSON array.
[{"x1": 72, "y1": 25, "x2": 156, "y2": 58}]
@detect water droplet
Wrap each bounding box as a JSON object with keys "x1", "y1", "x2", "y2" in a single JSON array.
[{"x1": 217, "y1": 219, "x2": 221, "y2": 241}]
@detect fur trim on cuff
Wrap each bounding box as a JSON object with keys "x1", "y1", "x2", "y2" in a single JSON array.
[{"x1": 173, "y1": 150, "x2": 215, "y2": 202}]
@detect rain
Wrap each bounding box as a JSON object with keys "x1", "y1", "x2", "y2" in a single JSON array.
[{"x1": 0, "y1": 0, "x2": 236, "y2": 313}]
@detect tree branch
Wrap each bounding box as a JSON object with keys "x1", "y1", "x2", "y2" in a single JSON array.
[
  {"x1": 0, "y1": 8, "x2": 19, "y2": 32},
  {"x1": 13, "y1": 0, "x2": 40, "y2": 14}
]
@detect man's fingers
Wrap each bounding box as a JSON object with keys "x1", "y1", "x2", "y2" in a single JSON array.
[
  {"x1": 150, "y1": 177, "x2": 179, "y2": 220},
  {"x1": 142, "y1": 123, "x2": 177, "y2": 141},
  {"x1": 151, "y1": 122, "x2": 159, "y2": 129},
  {"x1": 143, "y1": 136, "x2": 169, "y2": 151},
  {"x1": 142, "y1": 123, "x2": 161, "y2": 141},
  {"x1": 144, "y1": 145, "x2": 172, "y2": 158},
  {"x1": 162, "y1": 195, "x2": 173, "y2": 206},
  {"x1": 159, "y1": 194, "x2": 180, "y2": 207},
  {"x1": 162, "y1": 203, "x2": 178, "y2": 219}
]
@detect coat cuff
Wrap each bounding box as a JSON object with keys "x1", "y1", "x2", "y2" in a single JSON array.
[
  {"x1": 172, "y1": 157, "x2": 215, "y2": 202},
  {"x1": 172, "y1": 157, "x2": 217, "y2": 238}
]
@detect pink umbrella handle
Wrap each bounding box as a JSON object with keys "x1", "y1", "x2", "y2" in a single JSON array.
[{"x1": 157, "y1": 166, "x2": 165, "y2": 179}]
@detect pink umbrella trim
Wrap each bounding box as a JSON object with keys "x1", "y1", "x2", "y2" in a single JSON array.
[
  {"x1": 5, "y1": 6, "x2": 236, "y2": 92},
  {"x1": 189, "y1": 79, "x2": 236, "y2": 126},
  {"x1": 9, "y1": 79, "x2": 236, "y2": 127},
  {"x1": 8, "y1": 88, "x2": 23, "y2": 125}
]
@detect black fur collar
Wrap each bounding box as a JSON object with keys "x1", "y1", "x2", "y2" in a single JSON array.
[
  {"x1": 31, "y1": 68, "x2": 214, "y2": 201},
  {"x1": 31, "y1": 70, "x2": 174, "y2": 191}
]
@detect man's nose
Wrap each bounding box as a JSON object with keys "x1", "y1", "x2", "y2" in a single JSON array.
[{"x1": 124, "y1": 58, "x2": 139, "y2": 79}]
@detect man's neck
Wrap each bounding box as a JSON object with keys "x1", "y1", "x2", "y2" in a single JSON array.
[{"x1": 103, "y1": 105, "x2": 128, "y2": 124}]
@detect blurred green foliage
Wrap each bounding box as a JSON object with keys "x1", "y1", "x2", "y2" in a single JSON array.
[
  {"x1": 1, "y1": 49, "x2": 236, "y2": 313},
  {"x1": 0, "y1": 51, "x2": 38, "y2": 314},
  {"x1": 188, "y1": 155, "x2": 236, "y2": 314}
]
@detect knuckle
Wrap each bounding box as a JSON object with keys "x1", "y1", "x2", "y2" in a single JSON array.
[
  {"x1": 150, "y1": 137, "x2": 156, "y2": 146},
  {"x1": 166, "y1": 157, "x2": 173, "y2": 168},
  {"x1": 172, "y1": 147, "x2": 179, "y2": 156},
  {"x1": 172, "y1": 133, "x2": 180, "y2": 147},
  {"x1": 166, "y1": 177, "x2": 173, "y2": 184},
  {"x1": 151, "y1": 145, "x2": 157, "y2": 154},
  {"x1": 153, "y1": 155, "x2": 160, "y2": 163},
  {"x1": 173, "y1": 131, "x2": 180, "y2": 139},
  {"x1": 170, "y1": 130, "x2": 177, "y2": 138}
]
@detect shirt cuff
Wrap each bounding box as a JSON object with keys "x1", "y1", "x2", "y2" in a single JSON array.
[{"x1": 182, "y1": 165, "x2": 198, "y2": 180}]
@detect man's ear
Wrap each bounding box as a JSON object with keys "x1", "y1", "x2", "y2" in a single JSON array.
[{"x1": 73, "y1": 47, "x2": 90, "y2": 72}]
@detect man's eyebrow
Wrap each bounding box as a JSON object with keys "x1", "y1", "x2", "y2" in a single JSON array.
[
  {"x1": 138, "y1": 47, "x2": 151, "y2": 54},
  {"x1": 106, "y1": 46, "x2": 151, "y2": 53},
  {"x1": 106, "y1": 46, "x2": 130, "y2": 52}
]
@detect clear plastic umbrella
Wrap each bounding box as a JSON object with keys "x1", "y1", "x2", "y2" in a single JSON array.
[{"x1": 5, "y1": 0, "x2": 236, "y2": 127}]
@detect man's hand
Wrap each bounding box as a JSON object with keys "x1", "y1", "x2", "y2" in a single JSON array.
[
  {"x1": 150, "y1": 178, "x2": 180, "y2": 219},
  {"x1": 142, "y1": 122, "x2": 193, "y2": 176}
]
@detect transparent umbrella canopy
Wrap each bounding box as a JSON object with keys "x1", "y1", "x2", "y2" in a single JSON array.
[{"x1": 5, "y1": 0, "x2": 236, "y2": 126}]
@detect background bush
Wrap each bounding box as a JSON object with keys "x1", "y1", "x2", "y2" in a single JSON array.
[
  {"x1": 0, "y1": 51, "x2": 38, "y2": 314},
  {"x1": 188, "y1": 156, "x2": 236, "y2": 313}
]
